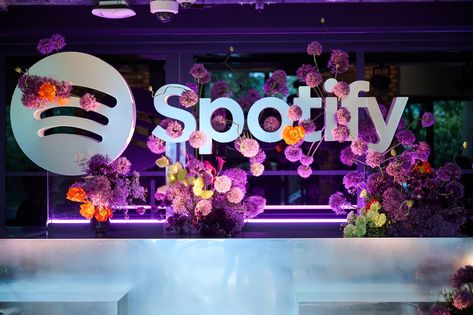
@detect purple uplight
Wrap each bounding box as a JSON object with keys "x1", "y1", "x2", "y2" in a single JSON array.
[{"x1": 246, "y1": 218, "x2": 347, "y2": 223}]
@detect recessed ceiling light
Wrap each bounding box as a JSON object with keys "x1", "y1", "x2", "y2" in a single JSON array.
[{"x1": 92, "y1": 0, "x2": 136, "y2": 19}]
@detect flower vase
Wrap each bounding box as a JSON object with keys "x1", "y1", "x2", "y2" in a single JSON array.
[{"x1": 91, "y1": 217, "x2": 110, "y2": 237}]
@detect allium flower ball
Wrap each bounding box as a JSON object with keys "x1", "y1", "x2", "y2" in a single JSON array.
[
  {"x1": 179, "y1": 90, "x2": 198, "y2": 108},
  {"x1": 185, "y1": 82, "x2": 198, "y2": 93},
  {"x1": 453, "y1": 290, "x2": 473, "y2": 310},
  {"x1": 327, "y1": 49, "x2": 350, "y2": 74},
  {"x1": 333, "y1": 81, "x2": 350, "y2": 99},
  {"x1": 147, "y1": 135, "x2": 166, "y2": 154},
  {"x1": 296, "y1": 64, "x2": 316, "y2": 82},
  {"x1": 329, "y1": 192, "x2": 349, "y2": 215},
  {"x1": 300, "y1": 154, "x2": 314, "y2": 166},
  {"x1": 37, "y1": 38, "x2": 53, "y2": 55},
  {"x1": 250, "y1": 150, "x2": 266, "y2": 164},
  {"x1": 212, "y1": 115, "x2": 227, "y2": 131},
  {"x1": 214, "y1": 175, "x2": 232, "y2": 193},
  {"x1": 335, "y1": 108, "x2": 351, "y2": 126},
  {"x1": 210, "y1": 80, "x2": 233, "y2": 100},
  {"x1": 226, "y1": 187, "x2": 244, "y2": 204},
  {"x1": 307, "y1": 41, "x2": 323, "y2": 56},
  {"x1": 195, "y1": 199, "x2": 212, "y2": 217},
  {"x1": 284, "y1": 145, "x2": 303, "y2": 162},
  {"x1": 250, "y1": 163, "x2": 265, "y2": 177},
  {"x1": 452, "y1": 265, "x2": 473, "y2": 289},
  {"x1": 245, "y1": 196, "x2": 266, "y2": 218},
  {"x1": 190, "y1": 63, "x2": 208, "y2": 80},
  {"x1": 365, "y1": 150, "x2": 384, "y2": 168},
  {"x1": 113, "y1": 157, "x2": 131, "y2": 175},
  {"x1": 235, "y1": 137, "x2": 260, "y2": 158},
  {"x1": 21, "y1": 93, "x2": 43, "y2": 109},
  {"x1": 287, "y1": 105, "x2": 303, "y2": 122},
  {"x1": 164, "y1": 120, "x2": 183, "y2": 139},
  {"x1": 49, "y1": 34, "x2": 66, "y2": 51},
  {"x1": 332, "y1": 125, "x2": 350, "y2": 142},
  {"x1": 306, "y1": 71, "x2": 323, "y2": 88},
  {"x1": 416, "y1": 141, "x2": 431, "y2": 161},
  {"x1": 340, "y1": 146, "x2": 357, "y2": 166},
  {"x1": 263, "y1": 116, "x2": 281, "y2": 132},
  {"x1": 299, "y1": 119, "x2": 316, "y2": 134},
  {"x1": 80, "y1": 93, "x2": 99, "y2": 112},
  {"x1": 297, "y1": 165, "x2": 312, "y2": 178},
  {"x1": 421, "y1": 111, "x2": 435, "y2": 127},
  {"x1": 189, "y1": 130, "x2": 207, "y2": 148},
  {"x1": 396, "y1": 129, "x2": 416, "y2": 146},
  {"x1": 350, "y1": 138, "x2": 368, "y2": 156},
  {"x1": 264, "y1": 70, "x2": 288, "y2": 97}
]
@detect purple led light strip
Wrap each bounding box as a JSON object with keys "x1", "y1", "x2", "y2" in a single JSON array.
[{"x1": 47, "y1": 218, "x2": 347, "y2": 224}]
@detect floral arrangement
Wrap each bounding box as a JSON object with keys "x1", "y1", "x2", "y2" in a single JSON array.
[
  {"x1": 66, "y1": 154, "x2": 147, "y2": 222},
  {"x1": 326, "y1": 109, "x2": 467, "y2": 237},
  {"x1": 431, "y1": 265, "x2": 473, "y2": 314},
  {"x1": 154, "y1": 155, "x2": 266, "y2": 236},
  {"x1": 16, "y1": 34, "x2": 100, "y2": 111}
]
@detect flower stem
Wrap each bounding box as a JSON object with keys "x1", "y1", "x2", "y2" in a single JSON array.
[{"x1": 313, "y1": 55, "x2": 320, "y2": 72}]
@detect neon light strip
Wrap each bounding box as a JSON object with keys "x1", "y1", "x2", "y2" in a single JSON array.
[
  {"x1": 264, "y1": 205, "x2": 355, "y2": 210},
  {"x1": 47, "y1": 218, "x2": 346, "y2": 224}
]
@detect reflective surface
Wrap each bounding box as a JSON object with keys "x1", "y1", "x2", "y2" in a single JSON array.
[{"x1": 0, "y1": 238, "x2": 472, "y2": 314}]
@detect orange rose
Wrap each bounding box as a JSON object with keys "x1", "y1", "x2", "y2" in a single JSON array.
[
  {"x1": 66, "y1": 186, "x2": 87, "y2": 203},
  {"x1": 282, "y1": 125, "x2": 305, "y2": 145},
  {"x1": 94, "y1": 206, "x2": 112, "y2": 223},
  {"x1": 79, "y1": 202, "x2": 95, "y2": 219},
  {"x1": 38, "y1": 82, "x2": 56, "y2": 102}
]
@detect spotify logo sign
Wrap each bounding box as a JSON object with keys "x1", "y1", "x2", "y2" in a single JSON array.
[{"x1": 10, "y1": 52, "x2": 136, "y2": 176}]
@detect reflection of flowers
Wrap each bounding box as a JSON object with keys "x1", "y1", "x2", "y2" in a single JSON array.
[
  {"x1": 432, "y1": 265, "x2": 473, "y2": 314},
  {"x1": 37, "y1": 34, "x2": 66, "y2": 55},
  {"x1": 147, "y1": 135, "x2": 166, "y2": 154}
]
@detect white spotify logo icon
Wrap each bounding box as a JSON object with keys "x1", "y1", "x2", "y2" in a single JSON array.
[{"x1": 10, "y1": 52, "x2": 136, "y2": 176}]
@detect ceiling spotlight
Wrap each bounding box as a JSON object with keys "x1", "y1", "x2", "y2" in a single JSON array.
[
  {"x1": 150, "y1": 0, "x2": 179, "y2": 23},
  {"x1": 0, "y1": 0, "x2": 8, "y2": 12},
  {"x1": 92, "y1": 0, "x2": 136, "y2": 19},
  {"x1": 177, "y1": 0, "x2": 196, "y2": 9},
  {"x1": 255, "y1": 0, "x2": 264, "y2": 11}
]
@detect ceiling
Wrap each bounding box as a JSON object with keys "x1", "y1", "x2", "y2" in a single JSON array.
[{"x1": 5, "y1": 0, "x2": 470, "y2": 4}]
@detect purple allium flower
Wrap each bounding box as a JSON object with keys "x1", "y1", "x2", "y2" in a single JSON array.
[
  {"x1": 340, "y1": 146, "x2": 357, "y2": 166},
  {"x1": 430, "y1": 304, "x2": 451, "y2": 315},
  {"x1": 300, "y1": 154, "x2": 314, "y2": 166},
  {"x1": 210, "y1": 80, "x2": 233, "y2": 100},
  {"x1": 195, "y1": 199, "x2": 212, "y2": 217},
  {"x1": 350, "y1": 138, "x2": 368, "y2": 156},
  {"x1": 453, "y1": 290, "x2": 473, "y2": 310},
  {"x1": 85, "y1": 175, "x2": 112, "y2": 208},
  {"x1": 299, "y1": 119, "x2": 315, "y2": 134},
  {"x1": 211, "y1": 115, "x2": 227, "y2": 131},
  {"x1": 302, "y1": 69, "x2": 321, "y2": 87},
  {"x1": 200, "y1": 72, "x2": 211, "y2": 84},
  {"x1": 335, "y1": 108, "x2": 351, "y2": 126},
  {"x1": 214, "y1": 175, "x2": 232, "y2": 193},
  {"x1": 297, "y1": 165, "x2": 312, "y2": 178},
  {"x1": 113, "y1": 156, "x2": 131, "y2": 175},
  {"x1": 365, "y1": 149, "x2": 384, "y2": 168},
  {"x1": 222, "y1": 168, "x2": 247, "y2": 191},
  {"x1": 284, "y1": 145, "x2": 303, "y2": 162},
  {"x1": 333, "y1": 81, "x2": 350, "y2": 99},
  {"x1": 190, "y1": 63, "x2": 209, "y2": 80},
  {"x1": 179, "y1": 89, "x2": 198, "y2": 108},
  {"x1": 437, "y1": 162, "x2": 462, "y2": 182},
  {"x1": 86, "y1": 154, "x2": 111, "y2": 175},
  {"x1": 332, "y1": 125, "x2": 350, "y2": 142},
  {"x1": 327, "y1": 49, "x2": 350, "y2": 74},
  {"x1": 396, "y1": 129, "x2": 416, "y2": 146},
  {"x1": 49, "y1": 34, "x2": 66, "y2": 51},
  {"x1": 415, "y1": 141, "x2": 431, "y2": 161},
  {"x1": 397, "y1": 118, "x2": 407, "y2": 130},
  {"x1": 244, "y1": 195, "x2": 266, "y2": 219},
  {"x1": 250, "y1": 150, "x2": 266, "y2": 164},
  {"x1": 445, "y1": 181, "x2": 464, "y2": 199},
  {"x1": 421, "y1": 112, "x2": 435, "y2": 128},
  {"x1": 366, "y1": 172, "x2": 389, "y2": 196},
  {"x1": 264, "y1": 70, "x2": 288, "y2": 97},
  {"x1": 382, "y1": 188, "x2": 408, "y2": 221},
  {"x1": 189, "y1": 130, "x2": 207, "y2": 148},
  {"x1": 343, "y1": 171, "x2": 364, "y2": 194},
  {"x1": 329, "y1": 192, "x2": 350, "y2": 215},
  {"x1": 80, "y1": 93, "x2": 99, "y2": 112},
  {"x1": 386, "y1": 161, "x2": 410, "y2": 183},
  {"x1": 263, "y1": 116, "x2": 281, "y2": 132},
  {"x1": 163, "y1": 119, "x2": 183, "y2": 139},
  {"x1": 238, "y1": 88, "x2": 261, "y2": 109},
  {"x1": 235, "y1": 137, "x2": 260, "y2": 158},
  {"x1": 21, "y1": 93, "x2": 44, "y2": 109},
  {"x1": 185, "y1": 82, "x2": 199, "y2": 93},
  {"x1": 226, "y1": 187, "x2": 245, "y2": 204},
  {"x1": 56, "y1": 80, "x2": 72, "y2": 98},
  {"x1": 296, "y1": 64, "x2": 316, "y2": 83},
  {"x1": 359, "y1": 118, "x2": 379, "y2": 143},
  {"x1": 147, "y1": 135, "x2": 166, "y2": 154},
  {"x1": 37, "y1": 38, "x2": 53, "y2": 55},
  {"x1": 287, "y1": 104, "x2": 303, "y2": 122},
  {"x1": 307, "y1": 41, "x2": 323, "y2": 56},
  {"x1": 452, "y1": 265, "x2": 473, "y2": 288},
  {"x1": 250, "y1": 163, "x2": 265, "y2": 176}
]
